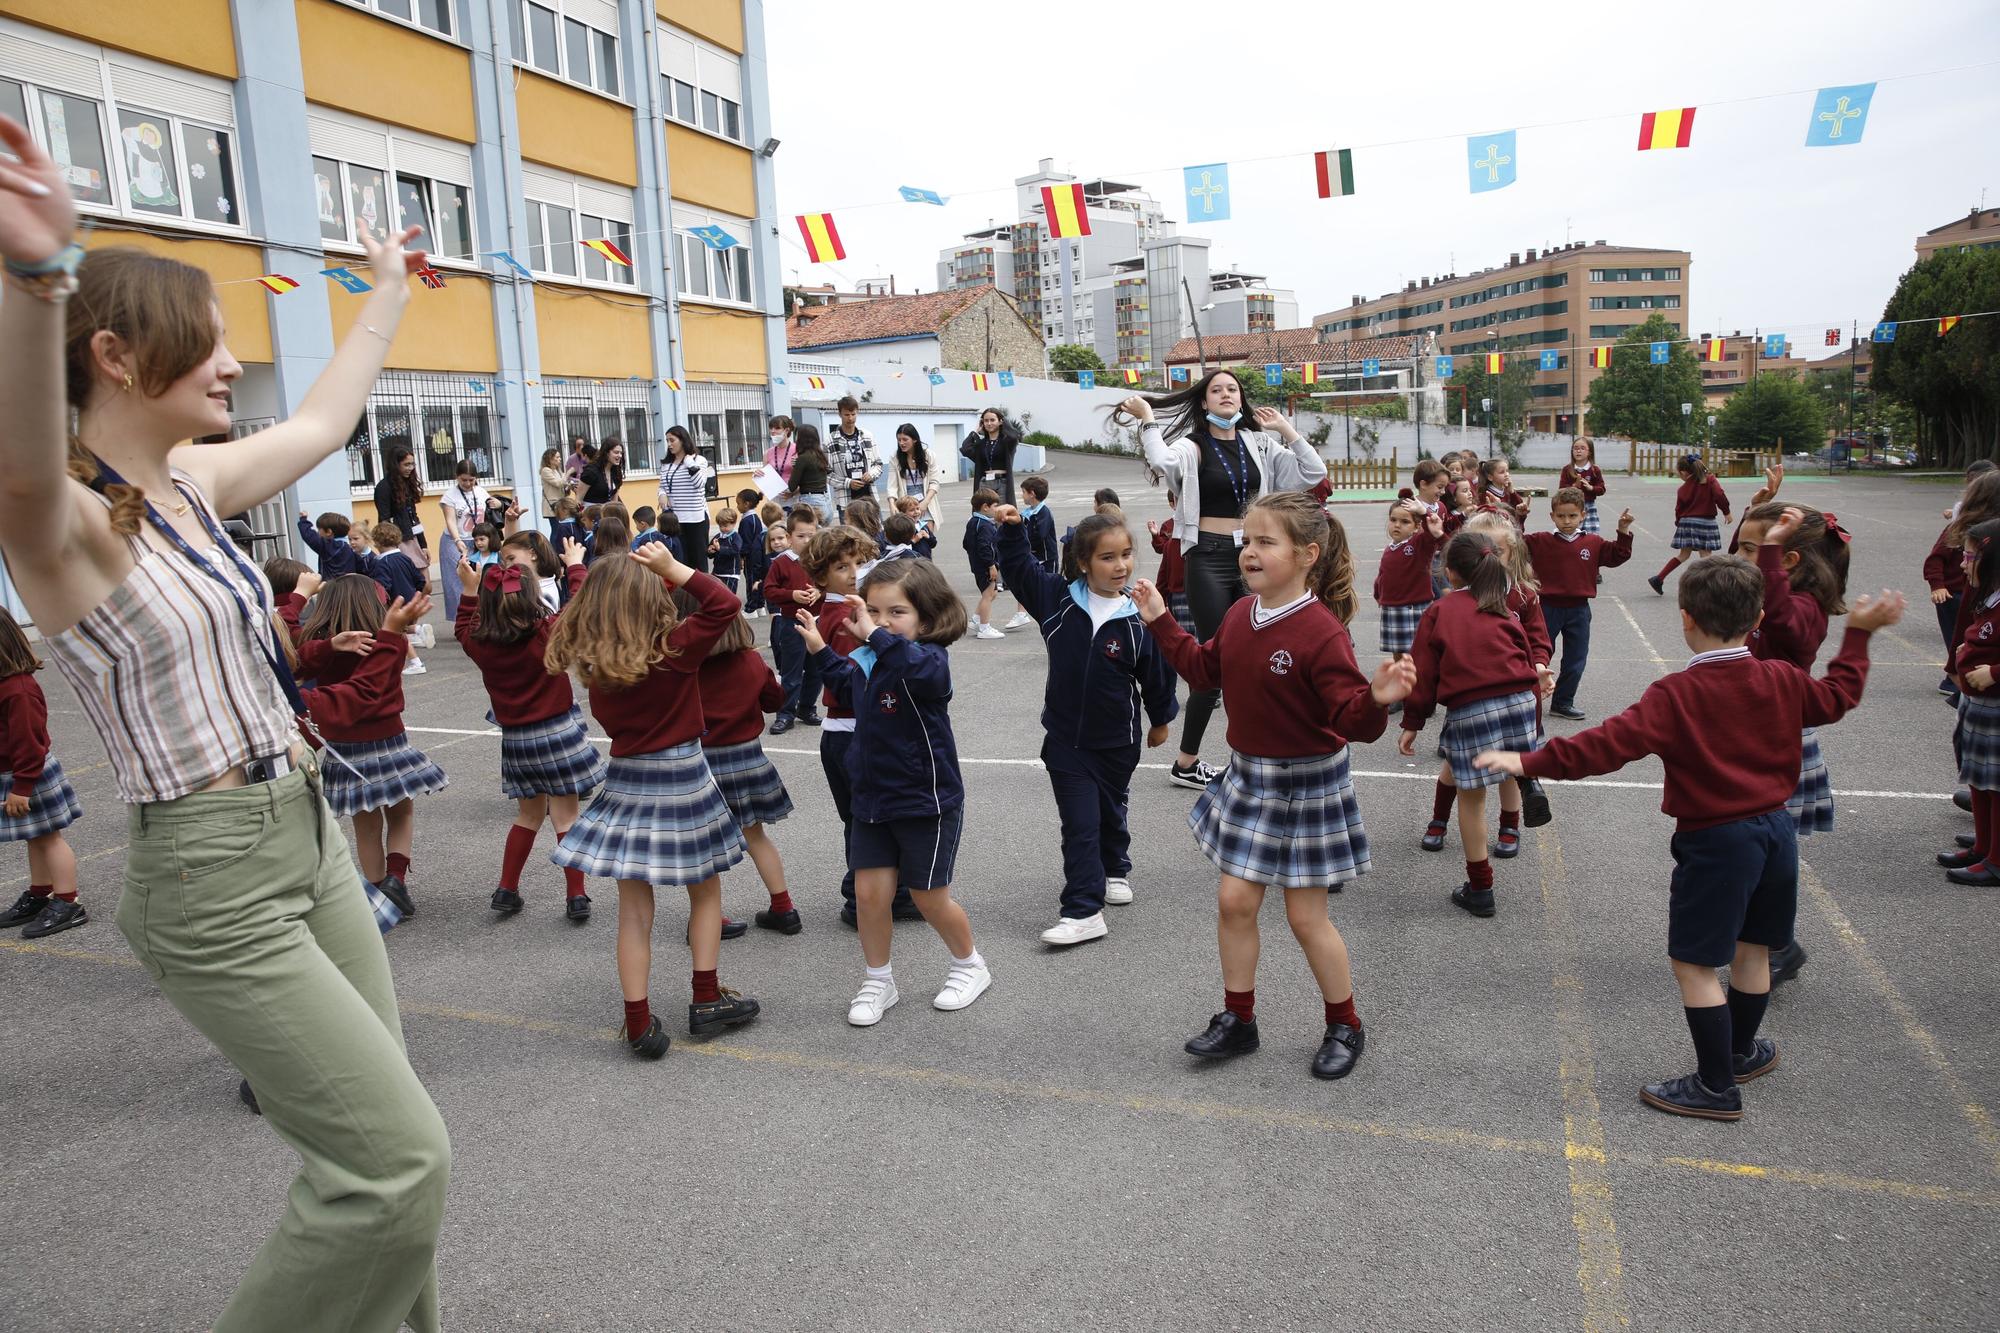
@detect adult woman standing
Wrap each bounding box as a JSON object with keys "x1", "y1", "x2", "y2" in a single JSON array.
[
  {"x1": 372, "y1": 443, "x2": 429, "y2": 574},
  {"x1": 580, "y1": 438, "x2": 624, "y2": 505},
  {"x1": 436, "y1": 458, "x2": 491, "y2": 615},
  {"x1": 538, "y1": 445, "x2": 574, "y2": 537},
  {"x1": 960, "y1": 407, "x2": 1020, "y2": 507},
  {"x1": 657, "y1": 425, "x2": 714, "y2": 573},
  {"x1": 786, "y1": 424, "x2": 834, "y2": 523},
  {"x1": 0, "y1": 121, "x2": 447, "y2": 1330},
  {"x1": 1117, "y1": 370, "x2": 1327, "y2": 789},
  {"x1": 888, "y1": 422, "x2": 940, "y2": 527},
  {"x1": 766, "y1": 415, "x2": 797, "y2": 496}
]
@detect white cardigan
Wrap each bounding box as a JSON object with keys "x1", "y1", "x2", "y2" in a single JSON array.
[{"x1": 1139, "y1": 422, "x2": 1328, "y2": 552}]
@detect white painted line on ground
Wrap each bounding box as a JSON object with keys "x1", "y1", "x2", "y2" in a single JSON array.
[{"x1": 1608, "y1": 593, "x2": 1669, "y2": 667}]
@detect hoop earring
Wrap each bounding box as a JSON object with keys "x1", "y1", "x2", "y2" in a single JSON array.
[{"x1": 121, "y1": 373, "x2": 133, "y2": 393}]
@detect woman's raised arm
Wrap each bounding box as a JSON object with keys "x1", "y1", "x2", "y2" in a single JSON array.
[{"x1": 0, "y1": 117, "x2": 82, "y2": 559}]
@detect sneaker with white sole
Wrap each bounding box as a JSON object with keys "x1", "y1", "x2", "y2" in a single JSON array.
[
  {"x1": 413, "y1": 623, "x2": 436, "y2": 650},
  {"x1": 1040, "y1": 913, "x2": 1107, "y2": 946},
  {"x1": 1169, "y1": 759, "x2": 1222, "y2": 790},
  {"x1": 403, "y1": 657, "x2": 428, "y2": 676},
  {"x1": 847, "y1": 976, "x2": 899, "y2": 1026},
  {"x1": 974, "y1": 623, "x2": 1006, "y2": 640},
  {"x1": 933, "y1": 958, "x2": 992, "y2": 1010},
  {"x1": 1102, "y1": 877, "x2": 1133, "y2": 905},
  {"x1": 1004, "y1": 610, "x2": 1034, "y2": 630}
]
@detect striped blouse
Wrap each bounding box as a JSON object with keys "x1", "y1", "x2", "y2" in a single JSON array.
[
  {"x1": 42, "y1": 480, "x2": 295, "y2": 804},
  {"x1": 656, "y1": 455, "x2": 711, "y2": 522}
]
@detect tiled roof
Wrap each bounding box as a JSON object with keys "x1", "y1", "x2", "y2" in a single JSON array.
[
  {"x1": 1164, "y1": 330, "x2": 1415, "y2": 366},
  {"x1": 785, "y1": 285, "x2": 1030, "y2": 350}
]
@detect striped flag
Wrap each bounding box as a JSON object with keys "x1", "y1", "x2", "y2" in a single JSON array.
[
  {"x1": 1485, "y1": 353, "x2": 1503, "y2": 373},
  {"x1": 1123, "y1": 369, "x2": 1141, "y2": 385},
  {"x1": 1591, "y1": 346, "x2": 1612, "y2": 369},
  {"x1": 1940, "y1": 316, "x2": 1962, "y2": 336},
  {"x1": 663, "y1": 378, "x2": 681, "y2": 391},
  {"x1": 1313, "y1": 149, "x2": 1354, "y2": 199},
  {"x1": 796, "y1": 213, "x2": 846, "y2": 263},
  {"x1": 806, "y1": 375, "x2": 826, "y2": 389},
  {"x1": 1041, "y1": 183, "x2": 1090, "y2": 238},
  {"x1": 1301, "y1": 363, "x2": 1318, "y2": 385},
  {"x1": 257, "y1": 274, "x2": 299, "y2": 294},
  {"x1": 1704, "y1": 337, "x2": 1726, "y2": 362},
  {"x1": 582, "y1": 238, "x2": 631, "y2": 266},
  {"x1": 971, "y1": 373, "x2": 989, "y2": 391},
  {"x1": 1637, "y1": 107, "x2": 1696, "y2": 151}
]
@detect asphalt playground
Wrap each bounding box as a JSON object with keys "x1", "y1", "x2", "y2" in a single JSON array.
[{"x1": 1, "y1": 452, "x2": 1992, "y2": 1332}]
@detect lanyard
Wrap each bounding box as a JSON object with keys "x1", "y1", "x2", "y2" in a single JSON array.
[{"x1": 1206, "y1": 433, "x2": 1253, "y2": 515}]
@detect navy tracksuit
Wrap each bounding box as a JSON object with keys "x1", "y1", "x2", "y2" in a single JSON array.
[
  {"x1": 999, "y1": 524, "x2": 1179, "y2": 918},
  {"x1": 1022, "y1": 503, "x2": 1059, "y2": 575},
  {"x1": 736, "y1": 511, "x2": 767, "y2": 610}
]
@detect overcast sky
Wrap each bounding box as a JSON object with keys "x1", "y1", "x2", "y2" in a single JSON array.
[{"x1": 767, "y1": 0, "x2": 2000, "y2": 345}]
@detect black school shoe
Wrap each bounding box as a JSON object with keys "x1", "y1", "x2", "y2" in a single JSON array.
[
  {"x1": 626, "y1": 1015, "x2": 670, "y2": 1059},
  {"x1": 1520, "y1": 779, "x2": 1552, "y2": 828},
  {"x1": 1946, "y1": 862, "x2": 2000, "y2": 887},
  {"x1": 0, "y1": 890, "x2": 46, "y2": 928},
  {"x1": 1640, "y1": 1072, "x2": 1743, "y2": 1121},
  {"x1": 1550, "y1": 703, "x2": 1586, "y2": 721},
  {"x1": 1493, "y1": 828, "x2": 1522, "y2": 859},
  {"x1": 755, "y1": 906, "x2": 803, "y2": 935},
  {"x1": 1938, "y1": 848, "x2": 1982, "y2": 868},
  {"x1": 797, "y1": 710, "x2": 823, "y2": 727},
  {"x1": 1768, "y1": 941, "x2": 1807, "y2": 985},
  {"x1": 21, "y1": 898, "x2": 86, "y2": 940},
  {"x1": 1185, "y1": 1012, "x2": 1259, "y2": 1059},
  {"x1": 490, "y1": 888, "x2": 525, "y2": 915},
  {"x1": 1955, "y1": 788, "x2": 1974, "y2": 812},
  {"x1": 1733, "y1": 1037, "x2": 1780, "y2": 1084},
  {"x1": 689, "y1": 988, "x2": 760, "y2": 1037},
  {"x1": 689, "y1": 917, "x2": 750, "y2": 944},
  {"x1": 1420, "y1": 820, "x2": 1448, "y2": 852},
  {"x1": 1311, "y1": 1024, "x2": 1365, "y2": 1080},
  {"x1": 376, "y1": 874, "x2": 416, "y2": 918},
  {"x1": 1647, "y1": 574, "x2": 1665, "y2": 596},
  {"x1": 1452, "y1": 884, "x2": 1495, "y2": 918},
  {"x1": 566, "y1": 894, "x2": 592, "y2": 922},
  {"x1": 769, "y1": 714, "x2": 795, "y2": 736}
]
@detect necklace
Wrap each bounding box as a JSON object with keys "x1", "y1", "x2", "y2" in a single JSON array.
[{"x1": 146, "y1": 487, "x2": 192, "y2": 516}]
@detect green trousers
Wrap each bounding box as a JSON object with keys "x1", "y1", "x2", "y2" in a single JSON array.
[{"x1": 116, "y1": 761, "x2": 449, "y2": 1332}]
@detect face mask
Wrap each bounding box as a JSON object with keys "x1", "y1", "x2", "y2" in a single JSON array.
[
  {"x1": 771, "y1": 433, "x2": 787, "y2": 445},
  {"x1": 1205, "y1": 411, "x2": 1241, "y2": 429}
]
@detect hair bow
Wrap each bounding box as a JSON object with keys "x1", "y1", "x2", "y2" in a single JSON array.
[
  {"x1": 1821, "y1": 512, "x2": 1851, "y2": 545},
  {"x1": 481, "y1": 563, "x2": 525, "y2": 594}
]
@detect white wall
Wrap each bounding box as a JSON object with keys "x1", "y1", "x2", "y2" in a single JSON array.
[{"x1": 786, "y1": 354, "x2": 1137, "y2": 456}]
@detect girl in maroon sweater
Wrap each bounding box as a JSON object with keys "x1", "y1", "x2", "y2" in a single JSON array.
[
  {"x1": 456, "y1": 538, "x2": 603, "y2": 920},
  {"x1": 1650, "y1": 454, "x2": 1732, "y2": 593},
  {"x1": 545, "y1": 545, "x2": 759, "y2": 1059},
  {"x1": 1558, "y1": 437, "x2": 1609, "y2": 534},
  {"x1": 1147, "y1": 501, "x2": 1196, "y2": 635},
  {"x1": 1136, "y1": 491, "x2": 1415, "y2": 1081},
  {"x1": 0, "y1": 609, "x2": 84, "y2": 940},
  {"x1": 1475, "y1": 458, "x2": 1530, "y2": 527},
  {"x1": 1400, "y1": 532, "x2": 1543, "y2": 918},
  {"x1": 1944, "y1": 519, "x2": 2000, "y2": 886},
  {"x1": 1374, "y1": 498, "x2": 1444, "y2": 655}
]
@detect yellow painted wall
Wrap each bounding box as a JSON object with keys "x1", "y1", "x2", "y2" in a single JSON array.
[
  {"x1": 535, "y1": 290, "x2": 654, "y2": 378},
  {"x1": 9, "y1": 0, "x2": 237, "y2": 76},
  {"x1": 679, "y1": 306, "x2": 767, "y2": 381},
  {"x1": 327, "y1": 277, "x2": 498, "y2": 372},
  {"x1": 613, "y1": 474, "x2": 758, "y2": 523},
  {"x1": 659, "y1": 0, "x2": 744, "y2": 52},
  {"x1": 80, "y1": 232, "x2": 273, "y2": 364},
  {"x1": 664, "y1": 129, "x2": 755, "y2": 217},
  {"x1": 515, "y1": 73, "x2": 638, "y2": 186},
  {"x1": 297, "y1": 0, "x2": 475, "y2": 142}
]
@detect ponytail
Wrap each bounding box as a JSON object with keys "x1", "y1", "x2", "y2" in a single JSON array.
[
  {"x1": 1246, "y1": 490, "x2": 1357, "y2": 625},
  {"x1": 1445, "y1": 530, "x2": 1509, "y2": 615},
  {"x1": 67, "y1": 441, "x2": 148, "y2": 537},
  {"x1": 1680, "y1": 453, "x2": 1709, "y2": 483},
  {"x1": 1745, "y1": 502, "x2": 1850, "y2": 616}
]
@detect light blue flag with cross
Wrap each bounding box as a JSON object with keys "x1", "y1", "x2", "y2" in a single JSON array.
[
  {"x1": 1263, "y1": 364, "x2": 1282, "y2": 386},
  {"x1": 998, "y1": 370, "x2": 1015, "y2": 388},
  {"x1": 899, "y1": 186, "x2": 947, "y2": 206},
  {"x1": 1539, "y1": 350, "x2": 1559, "y2": 371},
  {"x1": 1362, "y1": 358, "x2": 1380, "y2": 377},
  {"x1": 1435, "y1": 355, "x2": 1454, "y2": 377},
  {"x1": 691, "y1": 224, "x2": 739, "y2": 251},
  {"x1": 1763, "y1": 333, "x2": 1787, "y2": 358},
  {"x1": 1170, "y1": 366, "x2": 1190, "y2": 384},
  {"x1": 1184, "y1": 163, "x2": 1231, "y2": 221},
  {"x1": 1649, "y1": 342, "x2": 1670, "y2": 364},
  {"x1": 1805, "y1": 83, "x2": 1875, "y2": 148},
  {"x1": 1467, "y1": 132, "x2": 1517, "y2": 193},
  {"x1": 1872, "y1": 321, "x2": 1897, "y2": 343},
  {"x1": 927, "y1": 372, "x2": 946, "y2": 385},
  {"x1": 1078, "y1": 370, "x2": 1096, "y2": 390}
]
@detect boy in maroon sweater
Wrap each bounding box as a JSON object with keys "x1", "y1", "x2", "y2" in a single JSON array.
[
  {"x1": 1477, "y1": 556, "x2": 1904, "y2": 1121},
  {"x1": 1524, "y1": 488, "x2": 1633, "y2": 720}
]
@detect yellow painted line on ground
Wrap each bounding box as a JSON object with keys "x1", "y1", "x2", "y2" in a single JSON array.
[
  {"x1": 1534, "y1": 827, "x2": 1633, "y2": 1332},
  {"x1": 1799, "y1": 860, "x2": 2000, "y2": 1178}
]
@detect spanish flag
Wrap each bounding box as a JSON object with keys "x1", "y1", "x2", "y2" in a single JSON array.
[
  {"x1": 257, "y1": 274, "x2": 299, "y2": 294},
  {"x1": 806, "y1": 376, "x2": 826, "y2": 389},
  {"x1": 1940, "y1": 315, "x2": 1962, "y2": 336},
  {"x1": 1704, "y1": 337, "x2": 1726, "y2": 362},
  {"x1": 1123, "y1": 369, "x2": 1141, "y2": 385},
  {"x1": 663, "y1": 378, "x2": 681, "y2": 391},
  {"x1": 1041, "y1": 183, "x2": 1091, "y2": 239},
  {"x1": 795, "y1": 213, "x2": 846, "y2": 263},
  {"x1": 971, "y1": 373, "x2": 989, "y2": 391},
  {"x1": 582, "y1": 237, "x2": 632, "y2": 266},
  {"x1": 1638, "y1": 107, "x2": 1696, "y2": 151},
  {"x1": 1300, "y1": 363, "x2": 1318, "y2": 385},
  {"x1": 1485, "y1": 353, "x2": 1503, "y2": 374},
  {"x1": 1590, "y1": 346, "x2": 1612, "y2": 369}
]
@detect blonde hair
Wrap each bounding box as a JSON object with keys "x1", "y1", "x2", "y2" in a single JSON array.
[
  {"x1": 1465, "y1": 511, "x2": 1538, "y2": 595},
  {"x1": 544, "y1": 555, "x2": 683, "y2": 688},
  {"x1": 1245, "y1": 491, "x2": 1356, "y2": 625}
]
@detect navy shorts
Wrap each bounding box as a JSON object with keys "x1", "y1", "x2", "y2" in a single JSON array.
[
  {"x1": 1666, "y1": 811, "x2": 1798, "y2": 967},
  {"x1": 971, "y1": 564, "x2": 996, "y2": 593},
  {"x1": 849, "y1": 805, "x2": 964, "y2": 891}
]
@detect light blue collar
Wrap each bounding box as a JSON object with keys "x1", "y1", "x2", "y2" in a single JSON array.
[
  {"x1": 849, "y1": 644, "x2": 877, "y2": 679},
  {"x1": 974, "y1": 511, "x2": 997, "y2": 526},
  {"x1": 1068, "y1": 578, "x2": 1138, "y2": 620},
  {"x1": 1021, "y1": 501, "x2": 1044, "y2": 518}
]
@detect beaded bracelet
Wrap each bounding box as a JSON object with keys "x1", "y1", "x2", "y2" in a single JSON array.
[{"x1": 2, "y1": 242, "x2": 84, "y2": 303}]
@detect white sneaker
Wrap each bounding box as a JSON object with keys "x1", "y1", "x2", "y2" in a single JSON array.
[
  {"x1": 413, "y1": 622, "x2": 436, "y2": 649},
  {"x1": 975, "y1": 623, "x2": 1006, "y2": 640},
  {"x1": 1004, "y1": 610, "x2": 1033, "y2": 630},
  {"x1": 1103, "y1": 877, "x2": 1134, "y2": 906},
  {"x1": 1040, "y1": 913, "x2": 1107, "y2": 946},
  {"x1": 847, "y1": 976, "x2": 899, "y2": 1026},
  {"x1": 403, "y1": 657, "x2": 428, "y2": 676},
  {"x1": 933, "y1": 958, "x2": 992, "y2": 1010}
]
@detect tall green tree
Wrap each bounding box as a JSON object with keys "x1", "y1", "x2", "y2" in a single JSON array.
[
  {"x1": 1448, "y1": 356, "x2": 1535, "y2": 452},
  {"x1": 1714, "y1": 372, "x2": 1828, "y2": 450},
  {"x1": 1869, "y1": 246, "x2": 2000, "y2": 466},
  {"x1": 1048, "y1": 343, "x2": 1106, "y2": 378},
  {"x1": 1584, "y1": 314, "x2": 1704, "y2": 443}
]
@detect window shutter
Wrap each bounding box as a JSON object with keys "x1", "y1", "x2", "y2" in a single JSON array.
[
  {"x1": 575, "y1": 180, "x2": 632, "y2": 223},
  {"x1": 566, "y1": 0, "x2": 620, "y2": 32},
  {"x1": 109, "y1": 59, "x2": 234, "y2": 126},
  {"x1": 309, "y1": 111, "x2": 388, "y2": 166},
  {"x1": 0, "y1": 25, "x2": 102, "y2": 98},
  {"x1": 660, "y1": 29, "x2": 697, "y2": 83},
  {"x1": 520, "y1": 161, "x2": 573, "y2": 203},
  {"x1": 392, "y1": 133, "x2": 472, "y2": 186},
  {"x1": 696, "y1": 47, "x2": 741, "y2": 101}
]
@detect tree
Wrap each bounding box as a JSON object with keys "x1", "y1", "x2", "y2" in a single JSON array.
[
  {"x1": 1449, "y1": 356, "x2": 1535, "y2": 454},
  {"x1": 1714, "y1": 371, "x2": 1827, "y2": 450},
  {"x1": 1870, "y1": 246, "x2": 2000, "y2": 466},
  {"x1": 1584, "y1": 314, "x2": 1704, "y2": 443},
  {"x1": 1048, "y1": 344, "x2": 1106, "y2": 379}
]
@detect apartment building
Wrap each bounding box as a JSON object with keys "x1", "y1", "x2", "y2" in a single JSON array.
[
  {"x1": 1916, "y1": 207, "x2": 2000, "y2": 260},
  {"x1": 0, "y1": 0, "x2": 785, "y2": 566},
  {"x1": 1310, "y1": 241, "x2": 1693, "y2": 434}
]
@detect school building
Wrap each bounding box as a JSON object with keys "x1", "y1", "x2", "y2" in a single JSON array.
[{"x1": 0, "y1": 0, "x2": 787, "y2": 574}]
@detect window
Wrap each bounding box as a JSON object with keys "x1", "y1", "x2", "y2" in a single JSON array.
[
  {"x1": 346, "y1": 374, "x2": 509, "y2": 495},
  {"x1": 684, "y1": 388, "x2": 768, "y2": 468},
  {"x1": 0, "y1": 25, "x2": 244, "y2": 232},
  {"x1": 309, "y1": 110, "x2": 476, "y2": 261},
  {"x1": 659, "y1": 26, "x2": 744, "y2": 143},
  {"x1": 673, "y1": 205, "x2": 755, "y2": 307},
  {"x1": 542, "y1": 380, "x2": 655, "y2": 471},
  {"x1": 515, "y1": 1, "x2": 621, "y2": 97},
  {"x1": 338, "y1": 0, "x2": 453, "y2": 38},
  {"x1": 522, "y1": 163, "x2": 637, "y2": 288}
]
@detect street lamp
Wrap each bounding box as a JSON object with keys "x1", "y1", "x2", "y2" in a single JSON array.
[
  {"x1": 1482, "y1": 397, "x2": 1494, "y2": 458},
  {"x1": 1681, "y1": 401, "x2": 1693, "y2": 452},
  {"x1": 1706, "y1": 413, "x2": 1716, "y2": 447}
]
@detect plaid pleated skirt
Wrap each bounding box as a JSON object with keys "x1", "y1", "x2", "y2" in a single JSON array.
[
  {"x1": 1379, "y1": 600, "x2": 1431, "y2": 656},
  {"x1": 1166, "y1": 590, "x2": 1198, "y2": 637},
  {"x1": 1958, "y1": 695, "x2": 2000, "y2": 789},
  {"x1": 1190, "y1": 748, "x2": 1370, "y2": 889},
  {"x1": 1672, "y1": 516, "x2": 1722, "y2": 551},
  {"x1": 319, "y1": 732, "x2": 448, "y2": 817},
  {"x1": 551, "y1": 740, "x2": 746, "y2": 885},
  {"x1": 704, "y1": 738, "x2": 794, "y2": 829},
  {"x1": 0, "y1": 759, "x2": 82, "y2": 842},
  {"x1": 499, "y1": 707, "x2": 607, "y2": 799},
  {"x1": 1788, "y1": 726, "x2": 1834, "y2": 836},
  {"x1": 1439, "y1": 690, "x2": 1542, "y2": 789},
  {"x1": 1582, "y1": 500, "x2": 1602, "y2": 535}
]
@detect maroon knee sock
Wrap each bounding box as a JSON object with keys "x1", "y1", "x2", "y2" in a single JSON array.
[
  {"x1": 1224, "y1": 988, "x2": 1256, "y2": 1022},
  {"x1": 27, "y1": 884, "x2": 52, "y2": 900},
  {"x1": 623, "y1": 997, "x2": 651, "y2": 1038},
  {"x1": 498, "y1": 825, "x2": 536, "y2": 891},
  {"x1": 385, "y1": 851, "x2": 411, "y2": 882},
  {"x1": 1655, "y1": 556, "x2": 1681, "y2": 582},
  {"x1": 1467, "y1": 858, "x2": 1494, "y2": 889},
  {"x1": 556, "y1": 829, "x2": 588, "y2": 897},
  {"x1": 1325, "y1": 994, "x2": 1361, "y2": 1029},
  {"x1": 52, "y1": 887, "x2": 77, "y2": 902},
  {"x1": 693, "y1": 969, "x2": 720, "y2": 1003},
  {"x1": 1499, "y1": 807, "x2": 1521, "y2": 832},
  {"x1": 1431, "y1": 780, "x2": 1456, "y2": 824},
  {"x1": 768, "y1": 890, "x2": 794, "y2": 913}
]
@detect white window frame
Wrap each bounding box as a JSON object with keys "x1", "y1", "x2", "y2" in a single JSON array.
[
  {"x1": 658, "y1": 25, "x2": 745, "y2": 145},
  {"x1": 541, "y1": 379, "x2": 658, "y2": 475},
  {"x1": 332, "y1": 0, "x2": 458, "y2": 43},
  {"x1": 671, "y1": 203, "x2": 756, "y2": 310},
  {"x1": 521, "y1": 163, "x2": 638, "y2": 291},
  {"x1": 0, "y1": 20, "x2": 246, "y2": 237},
  {"x1": 514, "y1": 0, "x2": 624, "y2": 101},
  {"x1": 685, "y1": 385, "x2": 769, "y2": 469},
  {"x1": 309, "y1": 108, "x2": 478, "y2": 267},
  {"x1": 345, "y1": 373, "x2": 511, "y2": 499}
]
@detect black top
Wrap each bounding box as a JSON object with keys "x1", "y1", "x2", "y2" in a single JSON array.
[
  {"x1": 580, "y1": 463, "x2": 622, "y2": 504},
  {"x1": 960, "y1": 432, "x2": 1018, "y2": 506},
  {"x1": 790, "y1": 447, "x2": 829, "y2": 495},
  {"x1": 1194, "y1": 434, "x2": 1261, "y2": 519},
  {"x1": 371, "y1": 475, "x2": 426, "y2": 549}
]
